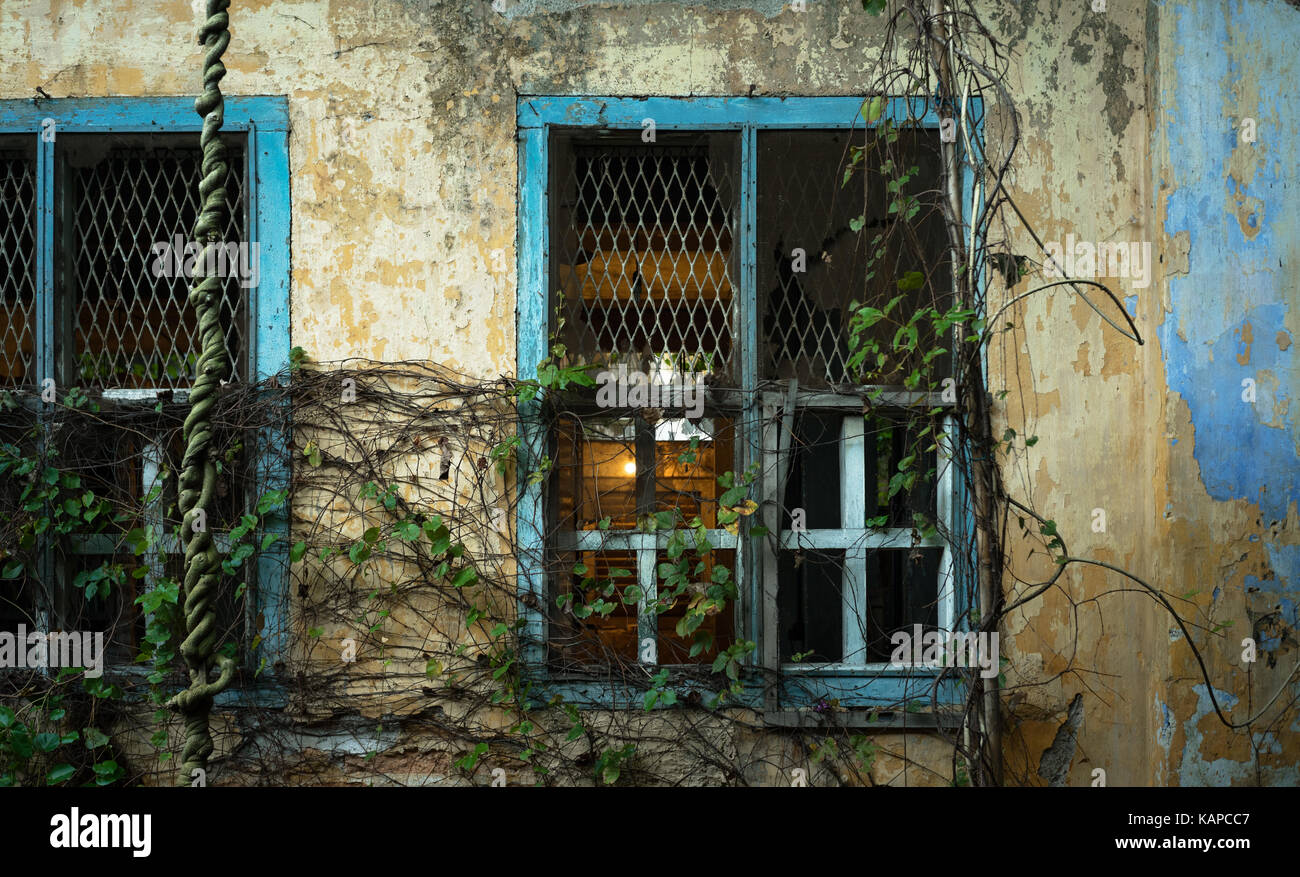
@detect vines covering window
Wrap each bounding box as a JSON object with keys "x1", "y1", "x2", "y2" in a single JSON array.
[
  {"x1": 516, "y1": 97, "x2": 976, "y2": 707},
  {"x1": 546, "y1": 130, "x2": 741, "y2": 670},
  {"x1": 0, "y1": 98, "x2": 291, "y2": 677},
  {"x1": 757, "y1": 127, "x2": 957, "y2": 675}
]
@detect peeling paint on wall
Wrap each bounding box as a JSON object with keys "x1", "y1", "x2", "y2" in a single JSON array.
[{"x1": 1159, "y1": 2, "x2": 1299, "y2": 525}]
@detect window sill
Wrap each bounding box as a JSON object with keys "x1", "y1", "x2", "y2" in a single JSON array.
[
  {"x1": 0, "y1": 664, "x2": 291, "y2": 709},
  {"x1": 780, "y1": 662, "x2": 957, "y2": 675},
  {"x1": 761, "y1": 708, "x2": 963, "y2": 731},
  {"x1": 522, "y1": 662, "x2": 968, "y2": 712}
]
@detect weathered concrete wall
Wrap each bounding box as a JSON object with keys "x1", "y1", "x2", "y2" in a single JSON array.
[
  {"x1": 992, "y1": 0, "x2": 1298, "y2": 786},
  {"x1": 1, "y1": 0, "x2": 1295, "y2": 784},
  {"x1": 1147, "y1": 0, "x2": 1299, "y2": 785}
]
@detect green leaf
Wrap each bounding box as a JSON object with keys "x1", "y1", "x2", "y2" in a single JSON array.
[
  {"x1": 92, "y1": 760, "x2": 122, "y2": 785},
  {"x1": 256, "y1": 489, "x2": 289, "y2": 515},
  {"x1": 896, "y1": 270, "x2": 925, "y2": 292},
  {"x1": 46, "y1": 764, "x2": 76, "y2": 785},
  {"x1": 82, "y1": 727, "x2": 110, "y2": 749},
  {"x1": 428, "y1": 525, "x2": 452, "y2": 557},
  {"x1": 290, "y1": 541, "x2": 308, "y2": 563}
]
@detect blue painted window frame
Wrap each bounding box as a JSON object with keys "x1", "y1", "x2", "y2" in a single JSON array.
[
  {"x1": 0, "y1": 97, "x2": 292, "y2": 693},
  {"x1": 516, "y1": 95, "x2": 984, "y2": 714}
]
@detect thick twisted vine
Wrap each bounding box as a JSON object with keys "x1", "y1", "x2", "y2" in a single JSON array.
[{"x1": 167, "y1": 0, "x2": 236, "y2": 786}]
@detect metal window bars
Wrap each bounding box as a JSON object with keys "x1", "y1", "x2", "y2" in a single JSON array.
[
  {"x1": 0, "y1": 137, "x2": 37, "y2": 386},
  {"x1": 59, "y1": 423, "x2": 249, "y2": 666},
  {"x1": 756, "y1": 128, "x2": 952, "y2": 389},
  {"x1": 0, "y1": 132, "x2": 252, "y2": 664},
  {"x1": 549, "y1": 131, "x2": 740, "y2": 380},
  {"x1": 59, "y1": 133, "x2": 248, "y2": 392}
]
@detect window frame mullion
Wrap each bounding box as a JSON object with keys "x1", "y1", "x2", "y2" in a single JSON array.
[
  {"x1": 737, "y1": 122, "x2": 760, "y2": 668},
  {"x1": 840, "y1": 414, "x2": 868, "y2": 666},
  {"x1": 33, "y1": 133, "x2": 57, "y2": 652},
  {"x1": 35, "y1": 128, "x2": 54, "y2": 392},
  {"x1": 140, "y1": 440, "x2": 167, "y2": 633},
  {"x1": 636, "y1": 547, "x2": 657, "y2": 666}
]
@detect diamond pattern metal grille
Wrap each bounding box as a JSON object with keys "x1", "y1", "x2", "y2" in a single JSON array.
[
  {"x1": 757, "y1": 129, "x2": 950, "y2": 388},
  {"x1": 758, "y1": 129, "x2": 869, "y2": 388},
  {"x1": 550, "y1": 132, "x2": 739, "y2": 378},
  {"x1": 65, "y1": 134, "x2": 248, "y2": 390},
  {"x1": 0, "y1": 139, "x2": 36, "y2": 388}
]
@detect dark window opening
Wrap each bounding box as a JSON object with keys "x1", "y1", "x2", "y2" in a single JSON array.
[{"x1": 757, "y1": 128, "x2": 952, "y2": 389}]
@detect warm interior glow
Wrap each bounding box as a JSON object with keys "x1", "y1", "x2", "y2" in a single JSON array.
[{"x1": 623, "y1": 461, "x2": 637, "y2": 476}]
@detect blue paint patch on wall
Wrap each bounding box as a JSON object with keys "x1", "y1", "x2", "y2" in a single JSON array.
[
  {"x1": 1124, "y1": 295, "x2": 1138, "y2": 318},
  {"x1": 1155, "y1": 695, "x2": 1175, "y2": 754},
  {"x1": 1159, "y1": 3, "x2": 1299, "y2": 527},
  {"x1": 1179, "y1": 684, "x2": 1300, "y2": 785},
  {"x1": 1245, "y1": 542, "x2": 1300, "y2": 649}
]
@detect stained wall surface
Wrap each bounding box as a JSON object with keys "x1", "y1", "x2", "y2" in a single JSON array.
[{"x1": 0, "y1": 0, "x2": 1294, "y2": 785}]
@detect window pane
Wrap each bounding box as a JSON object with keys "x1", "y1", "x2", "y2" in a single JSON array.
[
  {"x1": 553, "y1": 413, "x2": 735, "y2": 530},
  {"x1": 0, "y1": 135, "x2": 36, "y2": 388},
  {"x1": 777, "y1": 548, "x2": 844, "y2": 662},
  {"x1": 153, "y1": 427, "x2": 251, "y2": 666},
  {"x1": 863, "y1": 547, "x2": 941, "y2": 663},
  {"x1": 0, "y1": 411, "x2": 40, "y2": 632},
  {"x1": 547, "y1": 549, "x2": 638, "y2": 665},
  {"x1": 757, "y1": 128, "x2": 951, "y2": 388},
  {"x1": 65, "y1": 551, "x2": 143, "y2": 666},
  {"x1": 51, "y1": 421, "x2": 250, "y2": 666},
  {"x1": 655, "y1": 548, "x2": 735, "y2": 664},
  {"x1": 59, "y1": 133, "x2": 248, "y2": 390},
  {"x1": 550, "y1": 131, "x2": 739, "y2": 379},
  {"x1": 864, "y1": 411, "x2": 938, "y2": 527},
  {"x1": 783, "y1": 410, "x2": 842, "y2": 530},
  {"x1": 53, "y1": 427, "x2": 147, "y2": 664}
]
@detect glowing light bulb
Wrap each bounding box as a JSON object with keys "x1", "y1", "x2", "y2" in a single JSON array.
[{"x1": 623, "y1": 461, "x2": 637, "y2": 476}]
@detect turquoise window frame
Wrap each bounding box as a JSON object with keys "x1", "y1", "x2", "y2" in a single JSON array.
[
  {"x1": 0, "y1": 97, "x2": 292, "y2": 697},
  {"x1": 515, "y1": 95, "x2": 984, "y2": 718}
]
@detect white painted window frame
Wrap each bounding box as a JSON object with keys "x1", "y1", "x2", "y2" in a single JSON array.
[{"x1": 762, "y1": 389, "x2": 958, "y2": 675}]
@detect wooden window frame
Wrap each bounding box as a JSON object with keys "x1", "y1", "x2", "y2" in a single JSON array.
[
  {"x1": 0, "y1": 97, "x2": 292, "y2": 683},
  {"x1": 516, "y1": 96, "x2": 983, "y2": 711}
]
